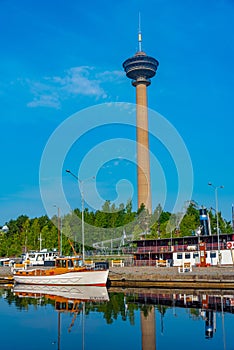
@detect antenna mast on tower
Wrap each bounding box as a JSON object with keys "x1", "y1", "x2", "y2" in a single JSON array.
[{"x1": 138, "y1": 12, "x2": 142, "y2": 52}]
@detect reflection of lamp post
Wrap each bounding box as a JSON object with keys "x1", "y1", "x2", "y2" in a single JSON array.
[
  {"x1": 208, "y1": 182, "x2": 224, "y2": 264},
  {"x1": 66, "y1": 169, "x2": 94, "y2": 263}
]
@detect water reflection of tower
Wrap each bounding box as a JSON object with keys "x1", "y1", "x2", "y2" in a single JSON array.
[
  {"x1": 123, "y1": 18, "x2": 159, "y2": 213},
  {"x1": 140, "y1": 308, "x2": 156, "y2": 350}
]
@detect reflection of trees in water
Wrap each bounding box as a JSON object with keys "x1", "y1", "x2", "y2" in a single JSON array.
[
  {"x1": 3, "y1": 288, "x2": 53, "y2": 311},
  {"x1": 101, "y1": 293, "x2": 139, "y2": 325},
  {"x1": 1, "y1": 287, "x2": 226, "y2": 340},
  {"x1": 156, "y1": 305, "x2": 168, "y2": 335},
  {"x1": 2, "y1": 289, "x2": 156, "y2": 326},
  {"x1": 156, "y1": 304, "x2": 167, "y2": 317},
  {"x1": 190, "y1": 308, "x2": 200, "y2": 320},
  {"x1": 142, "y1": 304, "x2": 154, "y2": 318}
]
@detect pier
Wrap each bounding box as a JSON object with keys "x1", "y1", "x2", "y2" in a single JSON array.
[
  {"x1": 108, "y1": 266, "x2": 234, "y2": 289},
  {"x1": 1, "y1": 265, "x2": 234, "y2": 289}
]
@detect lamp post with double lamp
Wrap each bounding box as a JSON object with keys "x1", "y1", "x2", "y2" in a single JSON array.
[
  {"x1": 66, "y1": 169, "x2": 94, "y2": 263},
  {"x1": 208, "y1": 182, "x2": 224, "y2": 265}
]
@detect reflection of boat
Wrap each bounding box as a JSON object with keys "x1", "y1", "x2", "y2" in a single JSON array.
[
  {"x1": 13, "y1": 284, "x2": 109, "y2": 302},
  {"x1": 12, "y1": 256, "x2": 109, "y2": 286},
  {"x1": 13, "y1": 284, "x2": 109, "y2": 350}
]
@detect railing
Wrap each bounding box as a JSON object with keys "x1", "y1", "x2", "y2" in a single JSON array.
[
  {"x1": 135, "y1": 242, "x2": 227, "y2": 254},
  {"x1": 136, "y1": 245, "x2": 182, "y2": 254},
  {"x1": 133, "y1": 260, "x2": 172, "y2": 267},
  {"x1": 134, "y1": 260, "x2": 158, "y2": 267}
]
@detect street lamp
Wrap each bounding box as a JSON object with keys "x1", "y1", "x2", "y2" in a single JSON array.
[
  {"x1": 208, "y1": 182, "x2": 224, "y2": 264},
  {"x1": 66, "y1": 169, "x2": 94, "y2": 263},
  {"x1": 53, "y1": 205, "x2": 62, "y2": 256}
]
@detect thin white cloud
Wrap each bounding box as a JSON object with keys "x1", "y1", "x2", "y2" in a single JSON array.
[
  {"x1": 27, "y1": 93, "x2": 61, "y2": 109},
  {"x1": 96, "y1": 70, "x2": 124, "y2": 82},
  {"x1": 25, "y1": 66, "x2": 123, "y2": 109}
]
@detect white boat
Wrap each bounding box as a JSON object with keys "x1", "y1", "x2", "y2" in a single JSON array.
[
  {"x1": 13, "y1": 256, "x2": 109, "y2": 286},
  {"x1": 20, "y1": 249, "x2": 59, "y2": 266},
  {"x1": 0, "y1": 258, "x2": 15, "y2": 267},
  {"x1": 13, "y1": 284, "x2": 109, "y2": 302}
]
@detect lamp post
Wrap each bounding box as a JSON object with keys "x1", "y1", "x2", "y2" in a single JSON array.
[
  {"x1": 208, "y1": 182, "x2": 224, "y2": 265},
  {"x1": 53, "y1": 205, "x2": 62, "y2": 256},
  {"x1": 66, "y1": 169, "x2": 94, "y2": 263}
]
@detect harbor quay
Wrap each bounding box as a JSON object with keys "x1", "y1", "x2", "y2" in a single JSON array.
[
  {"x1": 2, "y1": 265, "x2": 234, "y2": 289},
  {"x1": 108, "y1": 266, "x2": 234, "y2": 289}
]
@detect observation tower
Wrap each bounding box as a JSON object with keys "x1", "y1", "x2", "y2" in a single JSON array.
[{"x1": 123, "y1": 22, "x2": 159, "y2": 213}]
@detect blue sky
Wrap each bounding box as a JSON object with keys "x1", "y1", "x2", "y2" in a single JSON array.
[{"x1": 0, "y1": 0, "x2": 234, "y2": 225}]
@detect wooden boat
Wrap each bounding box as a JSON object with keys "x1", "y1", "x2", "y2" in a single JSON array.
[{"x1": 12, "y1": 256, "x2": 109, "y2": 286}]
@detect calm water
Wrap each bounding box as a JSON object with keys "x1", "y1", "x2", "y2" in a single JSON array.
[{"x1": 0, "y1": 285, "x2": 233, "y2": 350}]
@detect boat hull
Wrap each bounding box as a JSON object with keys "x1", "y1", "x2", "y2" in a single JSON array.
[{"x1": 14, "y1": 269, "x2": 109, "y2": 286}]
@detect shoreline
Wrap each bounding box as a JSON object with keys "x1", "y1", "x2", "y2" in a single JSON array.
[{"x1": 1, "y1": 265, "x2": 234, "y2": 289}]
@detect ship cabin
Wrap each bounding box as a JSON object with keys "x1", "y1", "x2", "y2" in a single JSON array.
[
  {"x1": 55, "y1": 256, "x2": 83, "y2": 269},
  {"x1": 132, "y1": 233, "x2": 234, "y2": 267}
]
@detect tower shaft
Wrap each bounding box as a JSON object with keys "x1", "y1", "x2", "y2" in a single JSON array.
[{"x1": 135, "y1": 82, "x2": 152, "y2": 213}]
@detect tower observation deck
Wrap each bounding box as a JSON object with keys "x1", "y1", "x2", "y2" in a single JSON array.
[
  {"x1": 123, "y1": 51, "x2": 158, "y2": 85},
  {"x1": 123, "y1": 27, "x2": 159, "y2": 214}
]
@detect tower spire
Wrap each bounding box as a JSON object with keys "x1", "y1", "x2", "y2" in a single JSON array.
[{"x1": 138, "y1": 12, "x2": 142, "y2": 52}]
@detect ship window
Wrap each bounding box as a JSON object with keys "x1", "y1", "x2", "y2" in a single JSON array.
[
  {"x1": 61, "y1": 302, "x2": 67, "y2": 310},
  {"x1": 68, "y1": 302, "x2": 74, "y2": 310},
  {"x1": 193, "y1": 253, "x2": 199, "y2": 258},
  {"x1": 73, "y1": 260, "x2": 79, "y2": 267},
  {"x1": 177, "y1": 253, "x2": 182, "y2": 259},
  {"x1": 68, "y1": 260, "x2": 73, "y2": 267},
  {"x1": 185, "y1": 253, "x2": 191, "y2": 259},
  {"x1": 210, "y1": 252, "x2": 216, "y2": 258}
]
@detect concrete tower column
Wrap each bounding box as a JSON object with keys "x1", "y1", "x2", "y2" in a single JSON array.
[{"x1": 134, "y1": 81, "x2": 152, "y2": 213}]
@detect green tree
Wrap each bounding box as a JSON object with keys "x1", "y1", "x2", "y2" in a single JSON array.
[
  {"x1": 179, "y1": 203, "x2": 200, "y2": 236},
  {"x1": 21, "y1": 218, "x2": 31, "y2": 253},
  {"x1": 29, "y1": 218, "x2": 40, "y2": 250}
]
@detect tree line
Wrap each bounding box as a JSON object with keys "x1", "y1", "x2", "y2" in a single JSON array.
[{"x1": 0, "y1": 200, "x2": 232, "y2": 257}]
